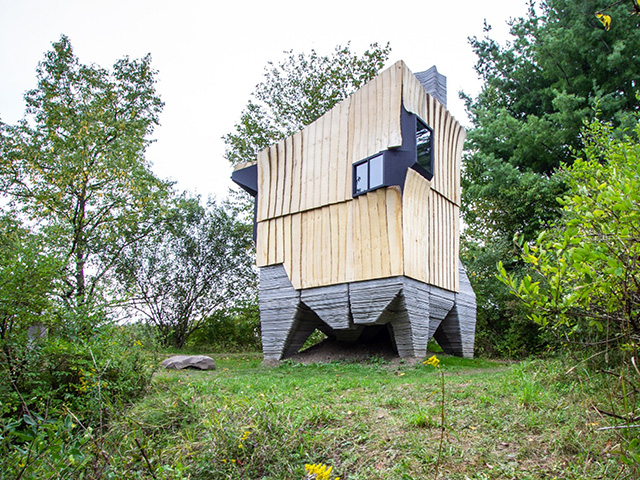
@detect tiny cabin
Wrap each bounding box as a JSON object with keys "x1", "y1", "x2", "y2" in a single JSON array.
[{"x1": 233, "y1": 61, "x2": 476, "y2": 361}]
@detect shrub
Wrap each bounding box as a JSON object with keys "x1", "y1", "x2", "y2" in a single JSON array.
[{"x1": 187, "y1": 301, "x2": 261, "y2": 352}]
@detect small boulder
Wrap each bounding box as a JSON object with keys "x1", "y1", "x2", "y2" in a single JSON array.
[{"x1": 161, "y1": 355, "x2": 216, "y2": 370}]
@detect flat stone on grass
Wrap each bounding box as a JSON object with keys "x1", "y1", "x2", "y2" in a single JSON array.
[{"x1": 161, "y1": 355, "x2": 216, "y2": 370}]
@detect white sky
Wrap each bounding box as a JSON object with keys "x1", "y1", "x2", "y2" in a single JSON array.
[{"x1": 0, "y1": 0, "x2": 527, "y2": 200}]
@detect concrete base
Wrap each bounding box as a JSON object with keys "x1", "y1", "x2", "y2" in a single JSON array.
[{"x1": 258, "y1": 262, "x2": 476, "y2": 361}]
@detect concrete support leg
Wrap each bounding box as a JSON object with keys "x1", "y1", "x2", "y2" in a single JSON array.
[
  {"x1": 258, "y1": 265, "x2": 300, "y2": 361},
  {"x1": 259, "y1": 265, "x2": 477, "y2": 361},
  {"x1": 433, "y1": 262, "x2": 477, "y2": 358}
]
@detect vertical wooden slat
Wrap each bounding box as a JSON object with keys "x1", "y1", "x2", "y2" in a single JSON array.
[
  {"x1": 321, "y1": 206, "x2": 332, "y2": 285},
  {"x1": 320, "y1": 112, "x2": 332, "y2": 207},
  {"x1": 282, "y1": 214, "x2": 292, "y2": 278},
  {"x1": 377, "y1": 188, "x2": 392, "y2": 278},
  {"x1": 344, "y1": 199, "x2": 354, "y2": 283},
  {"x1": 256, "y1": 149, "x2": 269, "y2": 222},
  {"x1": 290, "y1": 132, "x2": 302, "y2": 214},
  {"x1": 256, "y1": 221, "x2": 267, "y2": 267},
  {"x1": 290, "y1": 213, "x2": 302, "y2": 289},
  {"x1": 274, "y1": 142, "x2": 284, "y2": 217},
  {"x1": 283, "y1": 136, "x2": 293, "y2": 216},
  {"x1": 299, "y1": 125, "x2": 310, "y2": 212},
  {"x1": 328, "y1": 104, "x2": 340, "y2": 205},
  {"x1": 312, "y1": 117, "x2": 324, "y2": 210},
  {"x1": 368, "y1": 190, "x2": 383, "y2": 278},
  {"x1": 376, "y1": 67, "x2": 385, "y2": 154},
  {"x1": 267, "y1": 145, "x2": 278, "y2": 219},
  {"x1": 389, "y1": 61, "x2": 403, "y2": 147},
  {"x1": 369, "y1": 73, "x2": 379, "y2": 156},
  {"x1": 329, "y1": 203, "x2": 340, "y2": 284},
  {"x1": 341, "y1": 99, "x2": 353, "y2": 200},
  {"x1": 386, "y1": 186, "x2": 403, "y2": 276}
]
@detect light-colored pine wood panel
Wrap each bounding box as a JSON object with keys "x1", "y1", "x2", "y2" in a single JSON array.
[
  {"x1": 310, "y1": 208, "x2": 320, "y2": 287},
  {"x1": 368, "y1": 189, "x2": 383, "y2": 278},
  {"x1": 387, "y1": 61, "x2": 403, "y2": 148},
  {"x1": 402, "y1": 169, "x2": 431, "y2": 282},
  {"x1": 452, "y1": 202, "x2": 458, "y2": 291},
  {"x1": 375, "y1": 66, "x2": 385, "y2": 157},
  {"x1": 255, "y1": 221, "x2": 267, "y2": 267},
  {"x1": 351, "y1": 194, "x2": 363, "y2": 281},
  {"x1": 273, "y1": 142, "x2": 283, "y2": 218},
  {"x1": 290, "y1": 131, "x2": 303, "y2": 214},
  {"x1": 377, "y1": 188, "x2": 393, "y2": 278},
  {"x1": 299, "y1": 211, "x2": 307, "y2": 288},
  {"x1": 386, "y1": 186, "x2": 403, "y2": 276},
  {"x1": 256, "y1": 149, "x2": 269, "y2": 222},
  {"x1": 343, "y1": 198, "x2": 354, "y2": 284},
  {"x1": 299, "y1": 124, "x2": 310, "y2": 213},
  {"x1": 321, "y1": 206, "x2": 332, "y2": 285},
  {"x1": 337, "y1": 98, "x2": 352, "y2": 203},
  {"x1": 267, "y1": 144, "x2": 278, "y2": 220},
  {"x1": 329, "y1": 203, "x2": 340, "y2": 284},
  {"x1": 402, "y1": 168, "x2": 416, "y2": 278},
  {"x1": 290, "y1": 213, "x2": 302, "y2": 289},
  {"x1": 453, "y1": 125, "x2": 466, "y2": 205},
  {"x1": 276, "y1": 215, "x2": 285, "y2": 265},
  {"x1": 320, "y1": 112, "x2": 332, "y2": 207},
  {"x1": 282, "y1": 214, "x2": 292, "y2": 280},
  {"x1": 311, "y1": 117, "x2": 324, "y2": 212},
  {"x1": 328, "y1": 104, "x2": 341, "y2": 205},
  {"x1": 282, "y1": 136, "x2": 293, "y2": 216}
]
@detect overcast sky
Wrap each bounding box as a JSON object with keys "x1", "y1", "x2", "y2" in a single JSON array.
[{"x1": 0, "y1": 0, "x2": 528, "y2": 200}]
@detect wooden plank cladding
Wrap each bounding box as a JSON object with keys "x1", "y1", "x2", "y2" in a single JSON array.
[
  {"x1": 256, "y1": 187, "x2": 403, "y2": 290},
  {"x1": 251, "y1": 60, "x2": 465, "y2": 293},
  {"x1": 401, "y1": 169, "x2": 459, "y2": 292},
  {"x1": 256, "y1": 62, "x2": 403, "y2": 223}
]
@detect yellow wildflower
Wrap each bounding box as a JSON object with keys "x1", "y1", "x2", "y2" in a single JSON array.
[{"x1": 423, "y1": 355, "x2": 440, "y2": 368}]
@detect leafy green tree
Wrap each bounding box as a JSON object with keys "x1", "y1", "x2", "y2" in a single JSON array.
[
  {"x1": 498, "y1": 119, "x2": 640, "y2": 350},
  {"x1": 224, "y1": 42, "x2": 391, "y2": 167},
  {"x1": 116, "y1": 196, "x2": 257, "y2": 348},
  {"x1": 462, "y1": 0, "x2": 640, "y2": 355},
  {"x1": 0, "y1": 35, "x2": 170, "y2": 312},
  {"x1": 0, "y1": 212, "x2": 60, "y2": 392}
]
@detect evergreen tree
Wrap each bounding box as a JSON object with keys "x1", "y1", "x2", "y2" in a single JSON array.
[{"x1": 462, "y1": 0, "x2": 640, "y2": 355}]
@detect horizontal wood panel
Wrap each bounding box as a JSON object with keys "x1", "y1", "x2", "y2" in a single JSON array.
[
  {"x1": 257, "y1": 187, "x2": 403, "y2": 290},
  {"x1": 256, "y1": 62, "x2": 404, "y2": 222}
]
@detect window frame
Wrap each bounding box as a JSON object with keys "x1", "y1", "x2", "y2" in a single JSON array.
[
  {"x1": 353, "y1": 153, "x2": 385, "y2": 197},
  {"x1": 415, "y1": 116, "x2": 434, "y2": 181}
]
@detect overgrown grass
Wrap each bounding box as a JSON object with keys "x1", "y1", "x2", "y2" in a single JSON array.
[{"x1": 84, "y1": 353, "x2": 625, "y2": 479}]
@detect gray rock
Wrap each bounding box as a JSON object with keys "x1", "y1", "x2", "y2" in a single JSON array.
[{"x1": 161, "y1": 355, "x2": 216, "y2": 370}]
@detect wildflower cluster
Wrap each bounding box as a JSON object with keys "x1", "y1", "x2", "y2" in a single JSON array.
[
  {"x1": 238, "y1": 430, "x2": 251, "y2": 449},
  {"x1": 304, "y1": 462, "x2": 340, "y2": 480},
  {"x1": 423, "y1": 355, "x2": 440, "y2": 368}
]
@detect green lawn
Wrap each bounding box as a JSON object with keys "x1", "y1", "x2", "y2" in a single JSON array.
[{"x1": 101, "y1": 353, "x2": 625, "y2": 479}]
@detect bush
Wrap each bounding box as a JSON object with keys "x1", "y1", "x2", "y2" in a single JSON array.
[
  {"x1": 187, "y1": 301, "x2": 261, "y2": 352},
  {"x1": 0, "y1": 323, "x2": 156, "y2": 426},
  {"x1": 498, "y1": 119, "x2": 640, "y2": 352}
]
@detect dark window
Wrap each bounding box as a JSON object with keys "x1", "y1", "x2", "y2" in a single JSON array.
[
  {"x1": 354, "y1": 153, "x2": 384, "y2": 196},
  {"x1": 416, "y1": 118, "x2": 433, "y2": 178}
]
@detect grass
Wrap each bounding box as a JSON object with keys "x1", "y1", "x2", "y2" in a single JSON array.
[{"x1": 87, "y1": 352, "x2": 631, "y2": 479}]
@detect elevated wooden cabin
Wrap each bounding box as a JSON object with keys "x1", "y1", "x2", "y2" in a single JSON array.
[{"x1": 233, "y1": 61, "x2": 476, "y2": 361}]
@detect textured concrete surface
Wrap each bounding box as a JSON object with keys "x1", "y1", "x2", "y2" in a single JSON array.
[{"x1": 258, "y1": 264, "x2": 477, "y2": 361}]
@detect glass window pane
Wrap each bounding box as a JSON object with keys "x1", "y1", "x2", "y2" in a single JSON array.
[
  {"x1": 355, "y1": 162, "x2": 368, "y2": 194},
  {"x1": 416, "y1": 120, "x2": 433, "y2": 175},
  {"x1": 369, "y1": 154, "x2": 384, "y2": 188}
]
